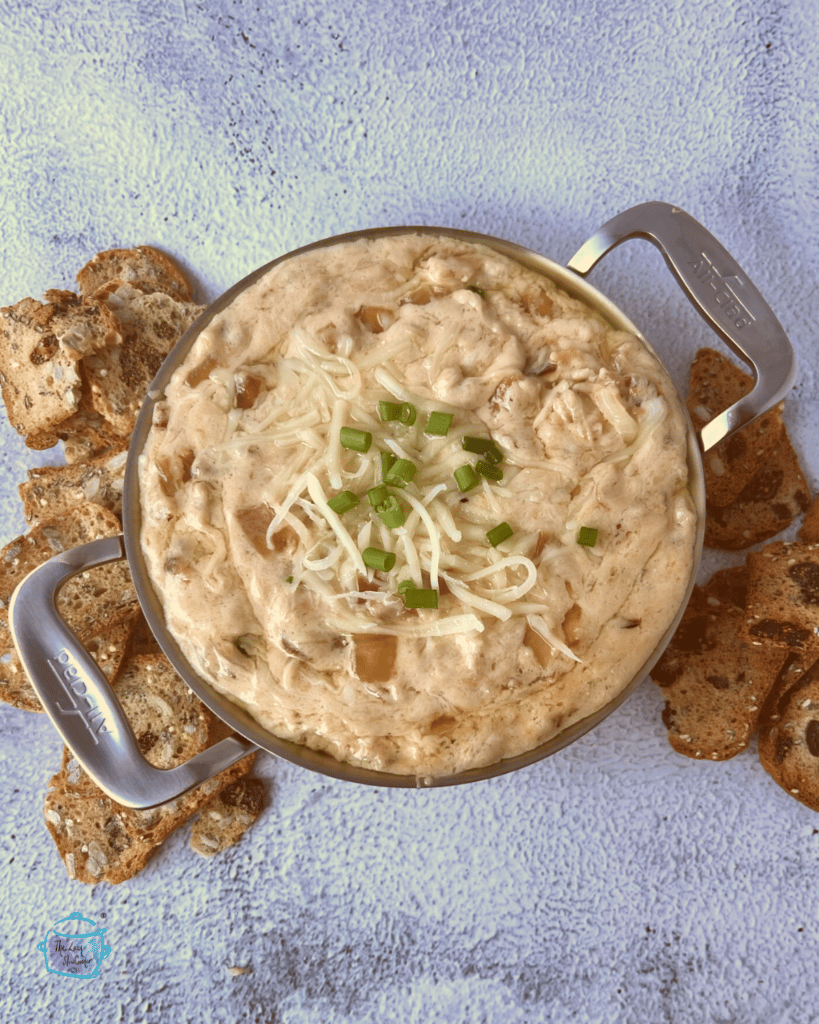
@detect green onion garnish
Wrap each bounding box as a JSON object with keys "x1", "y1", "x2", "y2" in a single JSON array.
[
  {"x1": 385, "y1": 457, "x2": 417, "y2": 487},
  {"x1": 398, "y1": 402, "x2": 416, "y2": 426},
  {"x1": 467, "y1": 285, "x2": 485, "y2": 298},
  {"x1": 378, "y1": 400, "x2": 416, "y2": 425},
  {"x1": 397, "y1": 579, "x2": 414, "y2": 595},
  {"x1": 368, "y1": 484, "x2": 390, "y2": 508},
  {"x1": 376, "y1": 495, "x2": 406, "y2": 529},
  {"x1": 462, "y1": 436, "x2": 503, "y2": 464},
  {"x1": 454, "y1": 464, "x2": 479, "y2": 492},
  {"x1": 327, "y1": 490, "x2": 360, "y2": 515},
  {"x1": 486, "y1": 522, "x2": 513, "y2": 547},
  {"x1": 577, "y1": 526, "x2": 598, "y2": 547},
  {"x1": 362, "y1": 547, "x2": 396, "y2": 572},
  {"x1": 402, "y1": 587, "x2": 439, "y2": 609},
  {"x1": 340, "y1": 426, "x2": 372, "y2": 453},
  {"x1": 380, "y1": 451, "x2": 396, "y2": 478},
  {"x1": 378, "y1": 400, "x2": 402, "y2": 422},
  {"x1": 425, "y1": 411, "x2": 454, "y2": 436},
  {"x1": 476, "y1": 460, "x2": 503, "y2": 481}
]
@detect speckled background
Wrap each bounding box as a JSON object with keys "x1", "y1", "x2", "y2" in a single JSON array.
[{"x1": 2, "y1": 1, "x2": 818, "y2": 1021}]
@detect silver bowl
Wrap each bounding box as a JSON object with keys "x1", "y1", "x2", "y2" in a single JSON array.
[{"x1": 10, "y1": 202, "x2": 795, "y2": 806}]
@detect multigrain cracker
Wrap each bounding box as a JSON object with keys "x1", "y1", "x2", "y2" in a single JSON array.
[
  {"x1": 19, "y1": 449, "x2": 128, "y2": 526},
  {"x1": 0, "y1": 292, "x2": 119, "y2": 444},
  {"x1": 84, "y1": 284, "x2": 204, "y2": 436},
  {"x1": 76, "y1": 245, "x2": 193, "y2": 303},
  {"x1": 740, "y1": 541, "x2": 819, "y2": 653},
  {"x1": 757, "y1": 654, "x2": 819, "y2": 811},
  {"x1": 651, "y1": 567, "x2": 788, "y2": 759},
  {"x1": 800, "y1": 496, "x2": 819, "y2": 543},
  {"x1": 0, "y1": 503, "x2": 139, "y2": 711},
  {"x1": 0, "y1": 617, "x2": 136, "y2": 713},
  {"x1": 687, "y1": 347, "x2": 786, "y2": 508},
  {"x1": 42, "y1": 651, "x2": 256, "y2": 884},
  {"x1": 190, "y1": 776, "x2": 266, "y2": 858},
  {"x1": 704, "y1": 433, "x2": 811, "y2": 550}
]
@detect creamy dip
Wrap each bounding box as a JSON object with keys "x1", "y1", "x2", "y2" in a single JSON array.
[{"x1": 139, "y1": 232, "x2": 697, "y2": 779}]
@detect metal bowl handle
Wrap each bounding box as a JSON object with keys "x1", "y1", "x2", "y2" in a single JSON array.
[
  {"x1": 9, "y1": 535, "x2": 256, "y2": 809},
  {"x1": 567, "y1": 201, "x2": 796, "y2": 452}
]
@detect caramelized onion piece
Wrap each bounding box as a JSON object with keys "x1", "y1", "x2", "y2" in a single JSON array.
[
  {"x1": 353, "y1": 634, "x2": 397, "y2": 683},
  {"x1": 562, "y1": 603, "x2": 583, "y2": 646},
  {"x1": 235, "y1": 372, "x2": 264, "y2": 410},
  {"x1": 524, "y1": 624, "x2": 552, "y2": 668},
  {"x1": 156, "y1": 449, "x2": 194, "y2": 497},
  {"x1": 185, "y1": 356, "x2": 218, "y2": 388},
  {"x1": 356, "y1": 305, "x2": 393, "y2": 333}
]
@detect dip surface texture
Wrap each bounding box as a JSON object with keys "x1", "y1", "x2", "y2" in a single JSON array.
[{"x1": 139, "y1": 233, "x2": 697, "y2": 778}]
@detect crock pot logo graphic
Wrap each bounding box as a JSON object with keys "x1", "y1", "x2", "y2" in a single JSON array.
[{"x1": 38, "y1": 912, "x2": 110, "y2": 978}]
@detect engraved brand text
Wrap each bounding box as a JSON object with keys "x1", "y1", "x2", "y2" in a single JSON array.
[
  {"x1": 688, "y1": 253, "x2": 755, "y2": 329},
  {"x1": 48, "y1": 648, "x2": 111, "y2": 743}
]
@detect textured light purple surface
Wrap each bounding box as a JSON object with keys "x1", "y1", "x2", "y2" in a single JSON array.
[{"x1": 2, "y1": 1, "x2": 818, "y2": 1021}]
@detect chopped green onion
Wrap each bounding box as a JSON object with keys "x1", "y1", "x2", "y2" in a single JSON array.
[
  {"x1": 327, "y1": 490, "x2": 360, "y2": 515},
  {"x1": 577, "y1": 526, "x2": 598, "y2": 547},
  {"x1": 362, "y1": 547, "x2": 396, "y2": 572},
  {"x1": 398, "y1": 402, "x2": 417, "y2": 426},
  {"x1": 397, "y1": 579, "x2": 414, "y2": 595},
  {"x1": 340, "y1": 426, "x2": 372, "y2": 453},
  {"x1": 378, "y1": 400, "x2": 416, "y2": 425},
  {"x1": 286, "y1": 575, "x2": 294, "y2": 584},
  {"x1": 462, "y1": 436, "x2": 503, "y2": 463},
  {"x1": 376, "y1": 495, "x2": 406, "y2": 529},
  {"x1": 476, "y1": 460, "x2": 503, "y2": 481},
  {"x1": 454, "y1": 464, "x2": 479, "y2": 493},
  {"x1": 368, "y1": 484, "x2": 390, "y2": 508},
  {"x1": 378, "y1": 400, "x2": 402, "y2": 422},
  {"x1": 385, "y1": 457, "x2": 417, "y2": 487},
  {"x1": 486, "y1": 521, "x2": 513, "y2": 547},
  {"x1": 402, "y1": 587, "x2": 439, "y2": 609},
  {"x1": 380, "y1": 451, "x2": 396, "y2": 478},
  {"x1": 425, "y1": 411, "x2": 454, "y2": 436},
  {"x1": 467, "y1": 285, "x2": 486, "y2": 298}
]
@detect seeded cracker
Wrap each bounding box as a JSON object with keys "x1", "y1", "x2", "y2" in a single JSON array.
[
  {"x1": 651, "y1": 567, "x2": 788, "y2": 760},
  {"x1": 757, "y1": 654, "x2": 819, "y2": 811},
  {"x1": 740, "y1": 541, "x2": 819, "y2": 653},
  {"x1": 0, "y1": 292, "x2": 119, "y2": 445},
  {"x1": 84, "y1": 284, "x2": 204, "y2": 436},
  {"x1": 687, "y1": 347, "x2": 786, "y2": 508},
  {"x1": 76, "y1": 245, "x2": 194, "y2": 303},
  {"x1": 0, "y1": 617, "x2": 135, "y2": 713},
  {"x1": 0, "y1": 503, "x2": 140, "y2": 711},
  {"x1": 704, "y1": 432, "x2": 812, "y2": 550},
  {"x1": 43, "y1": 651, "x2": 257, "y2": 884},
  {"x1": 190, "y1": 776, "x2": 266, "y2": 858},
  {"x1": 19, "y1": 449, "x2": 128, "y2": 526},
  {"x1": 800, "y1": 496, "x2": 819, "y2": 543}
]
